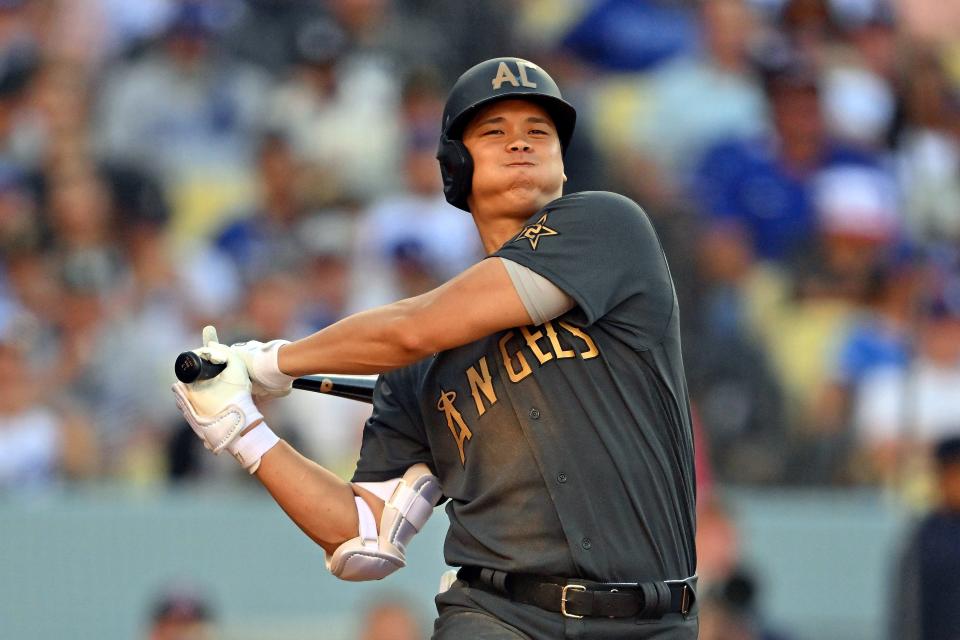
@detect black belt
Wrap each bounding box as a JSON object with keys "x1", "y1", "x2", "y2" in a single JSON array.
[{"x1": 457, "y1": 566, "x2": 696, "y2": 620}]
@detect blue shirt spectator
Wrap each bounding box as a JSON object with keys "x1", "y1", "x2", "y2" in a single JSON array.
[
  {"x1": 691, "y1": 52, "x2": 882, "y2": 261},
  {"x1": 692, "y1": 136, "x2": 880, "y2": 261}
]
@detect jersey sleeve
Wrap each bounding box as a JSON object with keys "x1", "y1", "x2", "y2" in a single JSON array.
[
  {"x1": 492, "y1": 191, "x2": 676, "y2": 347},
  {"x1": 351, "y1": 368, "x2": 435, "y2": 482}
]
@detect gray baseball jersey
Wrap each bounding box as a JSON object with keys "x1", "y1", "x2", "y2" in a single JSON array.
[{"x1": 352, "y1": 191, "x2": 697, "y2": 583}]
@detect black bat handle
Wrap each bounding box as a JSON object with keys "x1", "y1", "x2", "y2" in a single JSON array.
[{"x1": 175, "y1": 351, "x2": 226, "y2": 383}]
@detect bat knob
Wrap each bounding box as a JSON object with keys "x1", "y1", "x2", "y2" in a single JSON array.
[{"x1": 175, "y1": 351, "x2": 226, "y2": 383}]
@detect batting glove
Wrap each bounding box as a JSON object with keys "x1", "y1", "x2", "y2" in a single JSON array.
[
  {"x1": 171, "y1": 327, "x2": 279, "y2": 473},
  {"x1": 229, "y1": 336, "x2": 294, "y2": 398}
]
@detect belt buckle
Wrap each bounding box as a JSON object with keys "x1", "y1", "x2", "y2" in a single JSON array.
[
  {"x1": 680, "y1": 584, "x2": 691, "y2": 616},
  {"x1": 561, "y1": 583, "x2": 586, "y2": 619}
]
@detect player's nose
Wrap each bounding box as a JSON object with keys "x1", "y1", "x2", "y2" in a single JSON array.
[{"x1": 507, "y1": 137, "x2": 532, "y2": 152}]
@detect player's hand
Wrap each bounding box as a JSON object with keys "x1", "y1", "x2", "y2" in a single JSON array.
[
  {"x1": 229, "y1": 337, "x2": 294, "y2": 398},
  {"x1": 171, "y1": 326, "x2": 264, "y2": 455}
]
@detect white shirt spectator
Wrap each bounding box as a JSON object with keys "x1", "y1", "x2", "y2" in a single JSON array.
[
  {"x1": 0, "y1": 407, "x2": 60, "y2": 490},
  {"x1": 854, "y1": 361, "x2": 960, "y2": 445},
  {"x1": 349, "y1": 192, "x2": 484, "y2": 311}
]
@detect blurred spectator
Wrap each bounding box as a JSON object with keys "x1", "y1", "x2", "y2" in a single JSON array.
[
  {"x1": 684, "y1": 223, "x2": 788, "y2": 484},
  {"x1": 263, "y1": 16, "x2": 402, "y2": 206},
  {"x1": 351, "y1": 121, "x2": 483, "y2": 310},
  {"x1": 696, "y1": 497, "x2": 742, "y2": 587},
  {"x1": 792, "y1": 164, "x2": 901, "y2": 302},
  {"x1": 357, "y1": 597, "x2": 423, "y2": 640},
  {"x1": 890, "y1": 435, "x2": 960, "y2": 640},
  {"x1": 699, "y1": 569, "x2": 792, "y2": 640},
  {"x1": 894, "y1": 48, "x2": 960, "y2": 245},
  {"x1": 853, "y1": 297, "x2": 960, "y2": 482},
  {"x1": 145, "y1": 583, "x2": 216, "y2": 640},
  {"x1": 388, "y1": 1, "x2": 520, "y2": 86},
  {"x1": 560, "y1": 0, "x2": 698, "y2": 72},
  {"x1": 897, "y1": 0, "x2": 960, "y2": 45},
  {"x1": 222, "y1": 0, "x2": 327, "y2": 74},
  {"x1": 0, "y1": 310, "x2": 97, "y2": 490},
  {"x1": 809, "y1": 254, "x2": 919, "y2": 479},
  {"x1": 299, "y1": 209, "x2": 357, "y2": 329},
  {"x1": 96, "y1": 0, "x2": 270, "y2": 238},
  {"x1": 775, "y1": 0, "x2": 840, "y2": 68},
  {"x1": 691, "y1": 51, "x2": 880, "y2": 263},
  {"x1": 630, "y1": 0, "x2": 769, "y2": 185},
  {"x1": 743, "y1": 164, "x2": 903, "y2": 480},
  {"x1": 695, "y1": 497, "x2": 792, "y2": 639},
  {"x1": 211, "y1": 130, "x2": 315, "y2": 284},
  {"x1": 0, "y1": 32, "x2": 41, "y2": 168},
  {"x1": 820, "y1": 4, "x2": 899, "y2": 153},
  {"x1": 46, "y1": 0, "x2": 175, "y2": 71}
]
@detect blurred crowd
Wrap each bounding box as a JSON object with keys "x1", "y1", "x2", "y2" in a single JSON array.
[{"x1": 0, "y1": 0, "x2": 958, "y2": 505}]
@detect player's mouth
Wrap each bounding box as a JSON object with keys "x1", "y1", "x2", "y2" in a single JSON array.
[{"x1": 505, "y1": 161, "x2": 536, "y2": 167}]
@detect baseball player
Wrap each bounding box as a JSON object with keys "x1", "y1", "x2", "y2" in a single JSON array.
[{"x1": 173, "y1": 57, "x2": 698, "y2": 639}]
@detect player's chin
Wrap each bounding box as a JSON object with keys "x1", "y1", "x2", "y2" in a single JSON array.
[{"x1": 502, "y1": 185, "x2": 556, "y2": 216}]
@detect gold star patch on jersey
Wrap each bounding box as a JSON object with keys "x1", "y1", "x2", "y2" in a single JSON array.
[{"x1": 514, "y1": 213, "x2": 558, "y2": 250}]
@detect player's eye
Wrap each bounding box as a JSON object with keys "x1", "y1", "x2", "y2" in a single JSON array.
[
  {"x1": 530, "y1": 129, "x2": 549, "y2": 136},
  {"x1": 482, "y1": 129, "x2": 502, "y2": 136}
]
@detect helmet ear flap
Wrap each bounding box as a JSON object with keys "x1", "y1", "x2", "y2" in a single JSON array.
[{"x1": 437, "y1": 135, "x2": 474, "y2": 212}]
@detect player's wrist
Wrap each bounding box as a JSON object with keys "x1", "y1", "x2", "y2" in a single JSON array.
[
  {"x1": 227, "y1": 420, "x2": 280, "y2": 474},
  {"x1": 251, "y1": 340, "x2": 295, "y2": 390}
]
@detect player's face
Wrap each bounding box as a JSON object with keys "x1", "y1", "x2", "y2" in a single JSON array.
[{"x1": 462, "y1": 99, "x2": 565, "y2": 219}]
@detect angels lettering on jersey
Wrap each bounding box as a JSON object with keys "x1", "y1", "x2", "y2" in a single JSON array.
[{"x1": 436, "y1": 319, "x2": 599, "y2": 465}]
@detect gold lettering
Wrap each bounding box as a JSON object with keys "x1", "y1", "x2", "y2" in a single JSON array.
[
  {"x1": 517, "y1": 61, "x2": 538, "y2": 88},
  {"x1": 498, "y1": 331, "x2": 532, "y2": 382},
  {"x1": 520, "y1": 326, "x2": 553, "y2": 365},
  {"x1": 466, "y1": 357, "x2": 497, "y2": 417},
  {"x1": 437, "y1": 389, "x2": 472, "y2": 466},
  {"x1": 544, "y1": 321, "x2": 576, "y2": 359},
  {"x1": 492, "y1": 61, "x2": 519, "y2": 90},
  {"x1": 559, "y1": 321, "x2": 599, "y2": 359}
]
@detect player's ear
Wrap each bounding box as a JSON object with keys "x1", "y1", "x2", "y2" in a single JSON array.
[{"x1": 562, "y1": 172, "x2": 568, "y2": 183}]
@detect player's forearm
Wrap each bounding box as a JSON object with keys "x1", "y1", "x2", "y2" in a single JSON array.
[
  {"x1": 254, "y1": 441, "x2": 383, "y2": 555},
  {"x1": 278, "y1": 297, "x2": 437, "y2": 376},
  {"x1": 277, "y1": 260, "x2": 533, "y2": 377}
]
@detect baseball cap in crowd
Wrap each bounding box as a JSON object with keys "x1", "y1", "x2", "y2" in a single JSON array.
[
  {"x1": 934, "y1": 436, "x2": 960, "y2": 467},
  {"x1": 833, "y1": 0, "x2": 896, "y2": 30},
  {"x1": 163, "y1": 0, "x2": 232, "y2": 39},
  {"x1": 300, "y1": 210, "x2": 355, "y2": 260},
  {"x1": 292, "y1": 18, "x2": 348, "y2": 67},
  {"x1": 813, "y1": 165, "x2": 900, "y2": 241},
  {"x1": 0, "y1": 41, "x2": 38, "y2": 98},
  {"x1": 150, "y1": 585, "x2": 213, "y2": 626},
  {"x1": 822, "y1": 66, "x2": 895, "y2": 145}
]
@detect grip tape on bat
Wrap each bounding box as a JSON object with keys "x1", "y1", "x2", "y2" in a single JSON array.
[{"x1": 174, "y1": 351, "x2": 226, "y2": 383}]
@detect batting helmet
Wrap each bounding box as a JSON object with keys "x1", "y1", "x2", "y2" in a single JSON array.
[{"x1": 437, "y1": 57, "x2": 577, "y2": 212}]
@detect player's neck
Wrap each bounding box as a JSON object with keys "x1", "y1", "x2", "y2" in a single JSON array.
[
  {"x1": 473, "y1": 215, "x2": 527, "y2": 254},
  {"x1": 470, "y1": 192, "x2": 561, "y2": 254}
]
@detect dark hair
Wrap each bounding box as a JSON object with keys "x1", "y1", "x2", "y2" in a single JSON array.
[{"x1": 935, "y1": 436, "x2": 960, "y2": 467}]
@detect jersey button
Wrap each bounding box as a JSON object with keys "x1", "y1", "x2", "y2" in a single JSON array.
[
  {"x1": 581, "y1": 538, "x2": 592, "y2": 550},
  {"x1": 557, "y1": 472, "x2": 568, "y2": 484},
  {"x1": 528, "y1": 407, "x2": 541, "y2": 420}
]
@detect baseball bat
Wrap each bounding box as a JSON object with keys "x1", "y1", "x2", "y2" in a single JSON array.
[{"x1": 174, "y1": 351, "x2": 377, "y2": 404}]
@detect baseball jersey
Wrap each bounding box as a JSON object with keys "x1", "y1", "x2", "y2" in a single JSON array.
[{"x1": 352, "y1": 191, "x2": 697, "y2": 583}]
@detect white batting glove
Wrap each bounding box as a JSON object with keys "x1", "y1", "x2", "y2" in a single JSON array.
[
  {"x1": 229, "y1": 338, "x2": 294, "y2": 398},
  {"x1": 171, "y1": 326, "x2": 279, "y2": 473}
]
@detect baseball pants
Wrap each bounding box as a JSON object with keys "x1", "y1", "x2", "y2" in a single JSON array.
[{"x1": 432, "y1": 580, "x2": 699, "y2": 639}]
